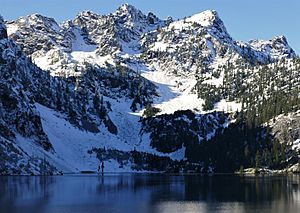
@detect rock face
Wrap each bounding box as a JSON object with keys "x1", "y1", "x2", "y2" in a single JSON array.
[
  {"x1": 0, "y1": 16, "x2": 7, "y2": 39},
  {"x1": 0, "y1": 4, "x2": 299, "y2": 174},
  {"x1": 271, "y1": 112, "x2": 300, "y2": 149}
]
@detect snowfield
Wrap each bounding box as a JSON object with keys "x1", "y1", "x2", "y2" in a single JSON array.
[
  {"x1": 18, "y1": 103, "x2": 185, "y2": 173},
  {"x1": 141, "y1": 68, "x2": 204, "y2": 115}
]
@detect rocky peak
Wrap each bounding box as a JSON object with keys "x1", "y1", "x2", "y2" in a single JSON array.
[
  {"x1": 114, "y1": 3, "x2": 145, "y2": 25},
  {"x1": 20, "y1": 14, "x2": 61, "y2": 33},
  {"x1": 271, "y1": 36, "x2": 296, "y2": 57},
  {"x1": 113, "y1": 3, "x2": 164, "y2": 30},
  {"x1": 147, "y1": 12, "x2": 161, "y2": 25},
  {"x1": 74, "y1": 11, "x2": 102, "y2": 24},
  {"x1": 0, "y1": 15, "x2": 7, "y2": 39},
  {"x1": 188, "y1": 10, "x2": 218, "y2": 24},
  {"x1": 249, "y1": 35, "x2": 296, "y2": 59},
  {"x1": 186, "y1": 10, "x2": 227, "y2": 32},
  {"x1": 272, "y1": 35, "x2": 288, "y2": 44},
  {"x1": 115, "y1": 3, "x2": 144, "y2": 18},
  {"x1": 28, "y1": 13, "x2": 54, "y2": 22}
]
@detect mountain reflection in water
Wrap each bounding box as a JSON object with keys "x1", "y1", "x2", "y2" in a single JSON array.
[{"x1": 0, "y1": 174, "x2": 300, "y2": 213}]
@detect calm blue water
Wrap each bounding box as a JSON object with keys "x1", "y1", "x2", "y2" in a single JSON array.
[{"x1": 0, "y1": 174, "x2": 300, "y2": 213}]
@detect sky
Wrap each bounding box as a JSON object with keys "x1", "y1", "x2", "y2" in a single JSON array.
[{"x1": 0, "y1": 0, "x2": 299, "y2": 54}]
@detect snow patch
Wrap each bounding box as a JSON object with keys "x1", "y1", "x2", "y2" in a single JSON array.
[
  {"x1": 186, "y1": 10, "x2": 217, "y2": 27},
  {"x1": 141, "y1": 67, "x2": 204, "y2": 115},
  {"x1": 71, "y1": 27, "x2": 97, "y2": 52},
  {"x1": 6, "y1": 23, "x2": 19, "y2": 36},
  {"x1": 292, "y1": 139, "x2": 300, "y2": 151},
  {"x1": 214, "y1": 99, "x2": 242, "y2": 112}
]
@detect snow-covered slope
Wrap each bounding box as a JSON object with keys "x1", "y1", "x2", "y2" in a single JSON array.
[{"x1": 27, "y1": 103, "x2": 187, "y2": 172}]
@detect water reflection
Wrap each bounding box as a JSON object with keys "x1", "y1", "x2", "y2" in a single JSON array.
[
  {"x1": 0, "y1": 174, "x2": 299, "y2": 213},
  {"x1": 0, "y1": 176, "x2": 54, "y2": 213}
]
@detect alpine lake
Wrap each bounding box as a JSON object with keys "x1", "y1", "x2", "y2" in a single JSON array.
[{"x1": 0, "y1": 174, "x2": 300, "y2": 213}]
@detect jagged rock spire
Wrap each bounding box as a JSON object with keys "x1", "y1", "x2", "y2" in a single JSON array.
[{"x1": 0, "y1": 15, "x2": 8, "y2": 39}]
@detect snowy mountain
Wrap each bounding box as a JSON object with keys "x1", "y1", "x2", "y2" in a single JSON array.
[{"x1": 1, "y1": 4, "x2": 300, "y2": 174}]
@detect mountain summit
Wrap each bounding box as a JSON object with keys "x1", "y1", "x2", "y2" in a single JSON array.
[
  {"x1": 186, "y1": 10, "x2": 226, "y2": 29},
  {"x1": 115, "y1": 3, "x2": 144, "y2": 18}
]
